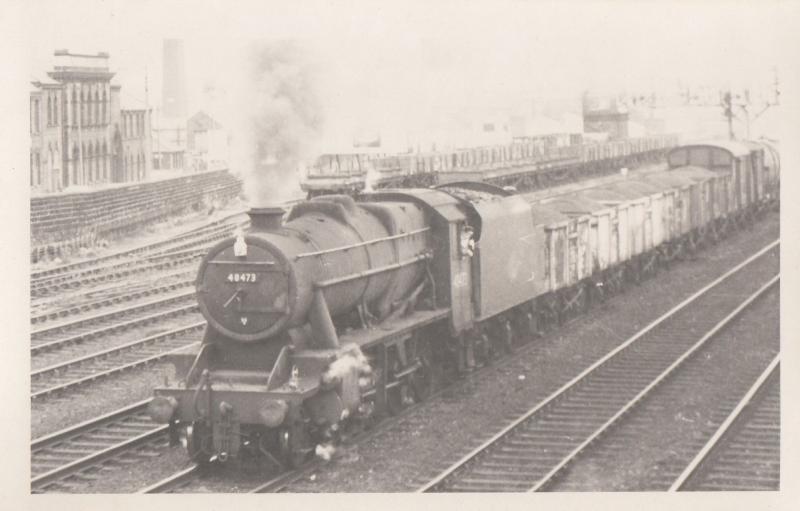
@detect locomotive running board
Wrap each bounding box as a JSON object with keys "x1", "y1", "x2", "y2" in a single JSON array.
[{"x1": 338, "y1": 308, "x2": 449, "y2": 351}]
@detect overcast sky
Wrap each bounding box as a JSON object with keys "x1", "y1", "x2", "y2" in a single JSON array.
[{"x1": 23, "y1": 0, "x2": 795, "y2": 141}]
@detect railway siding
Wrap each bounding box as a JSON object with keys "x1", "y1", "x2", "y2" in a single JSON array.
[
  {"x1": 418, "y1": 246, "x2": 778, "y2": 492},
  {"x1": 31, "y1": 401, "x2": 168, "y2": 493},
  {"x1": 671, "y1": 359, "x2": 780, "y2": 491},
  {"x1": 31, "y1": 322, "x2": 204, "y2": 400},
  {"x1": 546, "y1": 286, "x2": 779, "y2": 490}
]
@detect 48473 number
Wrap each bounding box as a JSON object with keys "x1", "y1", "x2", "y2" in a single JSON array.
[{"x1": 227, "y1": 272, "x2": 258, "y2": 283}]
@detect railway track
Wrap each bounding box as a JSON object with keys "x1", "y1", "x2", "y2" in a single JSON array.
[
  {"x1": 141, "y1": 397, "x2": 429, "y2": 493},
  {"x1": 417, "y1": 240, "x2": 779, "y2": 492},
  {"x1": 30, "y1": 225, "x2": 235, "y2": 297},
  {"x1": 31, "y1": 248, "x2": 206, "y2": 298},
  {"x1": 140, "y1": 465, "x2": 293, "y2": 494},
  {"x1": 31, "y1": 304, "x2": 202, "y2": 373},
  {"x1": 31, "y1": 400, "x2": 168, "y2": 492},
  {"x1": 543, "y1": 283, "x2": 779, "y2": 490},
  {"x1": 30, "y1": 321, "x2": 204, "y2": 400},
  {"x1": 30, "y1": 211, "x2": 247, "y2": 282},
  {"x1": 31, "y1": 290, "x2": 196, "y2": 356},
  {"x1": 141, "y1": 359, "x2": 464, "y2": 493},
  {"x1": 31, "y1": 269, "x2": 195, "y2": 326},
  {"x1": 139, "y1": 465, "x2": 202, "y2": 493},
  {"x1": 670, "y1": 357, "x2": 780, "y2": 491}
]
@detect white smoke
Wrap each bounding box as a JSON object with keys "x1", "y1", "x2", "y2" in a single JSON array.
[{"x1": 233, "y1": 40, "x2": 324, "y2": 204}]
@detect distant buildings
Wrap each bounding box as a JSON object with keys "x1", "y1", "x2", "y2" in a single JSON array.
[
  {"x1": 152, "y1": 121, "x2": 187, "y2": 171},
  {"x1": 30, "y1": 50, "x2": 152, "y2": 193},
  {"x1": 187, "y1": 111, "x2": 228, "y2": 170},
  {"x1": 582, "y1": 93, "x2": 629, "y2": 140}
]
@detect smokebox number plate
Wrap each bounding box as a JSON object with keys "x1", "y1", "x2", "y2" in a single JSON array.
[{"x1": 227, "y1": 272, "x2": 258, "y2": 283}]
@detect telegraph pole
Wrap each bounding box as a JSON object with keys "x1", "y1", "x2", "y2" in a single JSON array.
[
  {"x1": 721, "y1": 91, "x2": 735, "y2": 140},
  {"x1": 747, "y1": 67, "x2": 780, "y2": 136},
  {"x1": 722, "y1": 68, "x2": 780, "y2": 141},
  {"x1": 145, "y1": 67, "x2": 150, "y2": 180}
]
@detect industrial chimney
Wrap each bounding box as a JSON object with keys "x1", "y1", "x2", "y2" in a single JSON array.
[{"x1": 162, "y1": 39, "x2": 187, "y2": 119}]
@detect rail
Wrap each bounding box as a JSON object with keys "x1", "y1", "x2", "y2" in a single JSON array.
[
  {"x1": 417, "y1": 239, "x2": 779, "y2": 492},
  {"x1": 669, "y1": 355, "x2": 780, "y2": 491},
  {"x1": 31, "y1": 401, "x2": 167, "y2": 491}
]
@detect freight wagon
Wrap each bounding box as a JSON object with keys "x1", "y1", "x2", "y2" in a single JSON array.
[{"x1": 150, "y1": 139, "x2": 776, "y2": 468}]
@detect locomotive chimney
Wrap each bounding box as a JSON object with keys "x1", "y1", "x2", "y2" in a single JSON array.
[{"x1": 248, "y1": 206, "x2": 285, "y2": 231}]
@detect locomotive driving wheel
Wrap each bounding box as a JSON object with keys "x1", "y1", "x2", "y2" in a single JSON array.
[
  {"x1": 186, "y1": 421, "x2": 213, "y2": 467},
  {"x1": 408, "y1": 337, "x2": 435, "y2": 402},
  {"x1": 277, "y1": 423, "x2": 311, "y2": 469},
  {"x1": 386, "y1": 347, "x2": 410, "y2": 415},
  {"x1": 387, "y1": 384, "x2": 413, "y2": 416},
  {"x1": 494, "y1": 319, "x2": 514, "y2": 354},
  {"x1": 525, "y1": 310, "x2": 538, "y2": 338}
]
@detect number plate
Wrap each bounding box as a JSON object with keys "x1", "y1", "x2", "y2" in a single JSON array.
[{"x1": 227, "y1": 272, "x2": 258, "y2": 283}]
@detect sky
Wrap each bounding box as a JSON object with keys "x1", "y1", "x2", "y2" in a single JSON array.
[
  {"x1": 25, "y1": 0, "x2": 790, "y2": 113},
  {"x1": 21, "y1": 0, "x2": 797, "y2": 196}
]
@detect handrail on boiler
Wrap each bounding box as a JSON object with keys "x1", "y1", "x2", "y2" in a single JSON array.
[
  {"x1": 294, "y1": 227, "x2": 430, "y2": 260},
  {"x1": 314, "y1": 253, "x2": 433, "y2": 288}
]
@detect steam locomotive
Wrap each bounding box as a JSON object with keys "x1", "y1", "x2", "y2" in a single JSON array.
[{"x1": 149, "y1": 140, "x2": 778, "y2": 467}]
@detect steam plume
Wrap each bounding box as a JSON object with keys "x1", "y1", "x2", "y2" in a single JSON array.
[{"x1": 235, "y1": 40, "x2": 323, "y2": 204}]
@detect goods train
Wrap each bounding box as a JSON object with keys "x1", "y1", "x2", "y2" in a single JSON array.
[
  {"x1": 300, "y1": 133, "x2": 678, "y2": 197},
  {"x1": 149, "y1": 139, "x2": 779, "y2": 467}
]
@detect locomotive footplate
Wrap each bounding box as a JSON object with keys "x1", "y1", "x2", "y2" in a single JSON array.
[{"x1": 154, "y1": 384, "x2": 314, "y2": 426}]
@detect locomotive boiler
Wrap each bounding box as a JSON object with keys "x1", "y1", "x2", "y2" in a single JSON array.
[
  {"x1": 198, "y1": 198, "x2": 431, "y2": 343},
  {"x1": 148, "y1": 195, "x2": 443, "y2": 466}
]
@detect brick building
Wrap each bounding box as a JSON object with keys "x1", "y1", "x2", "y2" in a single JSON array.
[{"x1": 30, "y1": 50, "x2": 152, "y2": 193}]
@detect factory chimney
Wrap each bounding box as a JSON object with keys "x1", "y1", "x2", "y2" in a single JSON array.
[{"x1": 162, "y1": 39, "x2": 187, "y2": 119}]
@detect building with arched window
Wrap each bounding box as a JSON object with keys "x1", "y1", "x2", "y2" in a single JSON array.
[
  {"x1": 120, "y1": 109, "x2": 152, "y2": 182},
  {"x1": 30, "y1": 50, "x2": 152, "y2": 193}
]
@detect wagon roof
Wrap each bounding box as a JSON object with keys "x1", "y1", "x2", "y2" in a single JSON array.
[
  {"x1": 620, "y1": 179, "x2": 665, "y2": 195},
  {"x1": 528, "y1": 203, "x2": 571, "y2": 227},
  {"x1": 540, "y1": 194, "x2": 610, "y2": 216},
  {"x1": 579, "y1": 186, "x2": 643, "y2": 203},
  {"x1": 643, "y1": 169, "x2": 700, "y2": 188},
  {"x1": 668, "y1": 165, "x2": 717, "y2": 181},
  {"x1": 670, "y1": 140, "x2": 751, "y2": 158},
  {"x1": 603, "y1": 180, "x2": 664, "y2": 199}
]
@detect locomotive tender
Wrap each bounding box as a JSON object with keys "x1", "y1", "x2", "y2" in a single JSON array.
[{"x1": 149, "y1": 140, "x2": 778, "y2": 467}]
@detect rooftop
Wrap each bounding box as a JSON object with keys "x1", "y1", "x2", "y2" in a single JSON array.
[
  {"x1": 47, "y1": 50, "x2": 115, "y2": 81},
  {"x1": 672, "y1": 140, "x2": 752, "y2": 158}
]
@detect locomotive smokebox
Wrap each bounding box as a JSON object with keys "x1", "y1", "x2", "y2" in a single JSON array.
[{"x1": 248, "y1": 206, "x2": 285, "y2": 231}]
